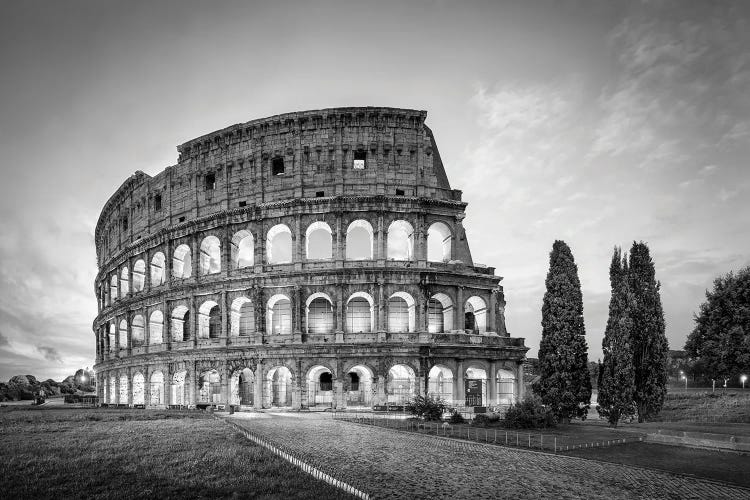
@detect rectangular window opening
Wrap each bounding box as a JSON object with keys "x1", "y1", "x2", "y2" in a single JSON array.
[
  {"x1": 178, "y1": 216, "x2": 186, "y2": 223},
  {"x1": 154, "y1": 194, "x2": 162, "y2": 211},
  {"x1": 272, "y1": 157, "x2": 285, "y2": 176},
  {"x1": 315, "y1": 191, "x2": 325, "y2": 198},
  {"x1": 353, "y1": 150, "x2": 366, "y2": 169},
  {"x1": 239, "y1": 201, "x2": 247, "y2": 207},
  {"x1": 395, "y1": 189, "x2": 405, "y2": 196},
  {"x1": 122, "y1": 217, "x2": 128, "y2": 230},
  {"x1": 205, "y1": 173, "x2": 216, "y2": 191}
]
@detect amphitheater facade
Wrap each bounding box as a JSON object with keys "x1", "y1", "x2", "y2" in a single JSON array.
[{"x1": 93, "y1": 107, "x2": 528, "y2": 411}]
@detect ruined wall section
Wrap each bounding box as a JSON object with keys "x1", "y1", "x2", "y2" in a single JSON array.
[{"x1": 95, "y1": 107, "x2": 463, "y2": 266}]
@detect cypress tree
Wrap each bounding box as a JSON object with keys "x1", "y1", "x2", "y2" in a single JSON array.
[
  {"x1": 628, "y1": 242, "x2": 668, "y2": 422},
  {"x1": 597, "y1": 247, "x2": 636, "y2": 427},
  {"x1": 533, "y1": 240, "x2": 592, "y2": 421}
]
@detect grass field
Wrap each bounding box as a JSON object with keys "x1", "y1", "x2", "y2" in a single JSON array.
[
  {"x1": 657, "y1": 390, "x2": 750, "y2": 422},
  {"x1": 0, "y1": 407, "x2": 350, "y2": 499}
]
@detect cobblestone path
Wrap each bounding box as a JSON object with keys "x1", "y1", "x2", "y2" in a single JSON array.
[{"x1": 227, "y1": 413, "x2": 749, "y2": 500}]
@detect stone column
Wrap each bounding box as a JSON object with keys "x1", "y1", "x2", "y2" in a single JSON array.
[
  {"x1": 294, "y1": 214, "x2": 303, "y2": 271},
  {"x1": 254, "y1": 360, "x2": 264, "y2": 410},
  {"x1": 144, "y1": 366, "x2": 151, "y2": 407},
  {"x1": 489, "y1": 361, "x2": 498, "y2": 406},
  {"x1": 375, "y1": 376, "x2": 386, "y2": 405},
  {"x1": 489, "y1": 289, "x2": 498, "y2": 334},
  {"x1": 255, "y1": 224, "x2": 265, "y2": 273},
  {"x1": 516, "y1": 362, "x2": 525, "y2": 403},
  {"x1": 376, "y1": 213, "x2": 385, "y2": 263},
  {"x1": 221, "y1": 290, "x2": 229, "y2": 346},
  {"x1": 455, "y1": 359, "x2": 465, "y2": 406},
  {"x1": 455, "y1": 286, "x2": 465, "y2": 331},
  {"x1": 164, "y1": 301, "x2": 172, "y2": 350},
  {"x1": 223, "y1": 224, "x2": 232, "y2": 277},
  {"x1": 293, "y1": 286, "x2": 302, "y2": 342},
  {"x1": 335, "y1": 214, "x2": 344, "y2": 264},
  {"x1": 164, "y1": 239, "x2": 172, "y2": 285},
  {"x1": 188, "y1": 360, "x2": 197, "y2": 407},
  {"x1": 333, "y1": 379, "x2": 344, "y2": 409},
  {"x1": 335, "y1": 286, "x2": 344, "y2": 342},
  {"x1": 126, "y1": 314, "x2": 133, "y2": 356},
  {"x1": 377, "y1": 280, "x2": 386, "y2": 342},
  {"x1": 221, "y1": 361, "x2": 229, "y2": 406},
  {"x1": 189, "y1": 294, "x2": 197, "y2": 347}
]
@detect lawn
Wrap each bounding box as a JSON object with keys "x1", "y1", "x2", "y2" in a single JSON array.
[{"x1": 0, "y1": 407, "x2": 350, "y2": 499}]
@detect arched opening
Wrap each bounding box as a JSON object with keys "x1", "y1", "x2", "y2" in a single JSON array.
[
  {"x1": 388, "y1": 292, "x2": 415, "y2": 333},
  {"x1": 132, "y1": 372, "x2": 145, "y2": 405},
  {"x1": 149, "y1": 371, "x2": 164, "y2": 406},
  {"x1": 118, "y1": 320, "x2": 128, "y2": 349},
  {"x1": 267, "y1": 294, "x2": 291, "y2": 335},
  {"x1": 132, "y1": 259, "x2": 146, "y2": 292},
  {"x1": 387, "y1": 220, "x2": 414, "y2": 260},
  {"x1": 307, "y1": 365, "x2": 333, "y2": 407},
  {"x1": 131, "y1": 315, "x2": 145, "y2": 347},
  {"x1": 306, "y1": 221, "x2": 333, "y2": 260},
  {"x1": 198, "y1": 300, "x2": 221, "y2": 339},
  {"x1": 266, "y1": 224, "x2": 292, "y2": 264},
  {"x1": 199, "y1": 236, "x2": 221, "y2": 275},
  {"x1": 428, "y1": 365, "x2": 454, "y2": 403},
  {"x1": 346, "y1": 220, "x2": 373, "y2": 260},
  {"x1": 118, "y1": 374, "x2": 129, "y2": 405},
  {"x1": 108, "y1": 324, "x2": 116, "y2": 353},
  {"x1": 387, "y1": 364, "x2": 416, "y2": 404},
  {"x1": 464, "y1": 296, "x2": 487, "y2": 333},
  {"x1": 346, "y1": 292, "x2": 374, "y2": 333},
  {"x1": 108, "y1": 376, "x2": 116, "y2": 404},
  {"x1": 109, "y1": 275, "x2": 117, "y2": 303},
  {"x1": 346, "y1": 365, "x2": 374, "y2": 407},
  {"x1": 230, "y1": 297, "x2": 254, "y2": 337},
  {"x1": 172, "y1": 244, "x2": 192, "y2": 279},
  {"x1": 497, "y1": 369, "x2": 517, "y2": 406},
  {"x1": 171, "y1": 370, "x2": 188, "y2": 406},
  {"x1": 306, "y1": 293, "x2": 333, "y2": 334},
  {"x1": 465, "y1": 366, "x2": 488, "y2": 407},
  {"x1": 231, "y1": 230, "x2": 255, "y2": 269},
  {"x1": 170, "y1": 305, "x2": 189, "y2": 342},
  {"x1": 149, "y1": 311, "x2": 164, "y2": 344},
  {"x1": 427, "y1": 222, "x2": 452, "y2": 262},
  {"x1": 119, "y1": 267, "x2": 130, "y2": 296},
  {"x1": 428, "y1": 293, "x2": 454, "y2": 334},
  {"x1": 264, "y1": 366, "x2": 292, "y2": 407},
  {"x1": 230, "y1": 368, "x2": 254, "y2": 406},
  {"x1": 198, "y1": 369, "x2": 221, "y2": 404},
  {"x1": 150, "y1": 252, "x2": 166, "y2": 286}
]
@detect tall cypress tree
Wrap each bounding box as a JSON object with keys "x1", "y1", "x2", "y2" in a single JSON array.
[
  {"x1": 533, "y1": 240, "x2": 592, "y2": 421},
  {"x1": 628, "y1": 242, "x2": 668, "y2": 422},
  {"x1": 598, "y1": 247, "x2": 636, "y2": 427}
]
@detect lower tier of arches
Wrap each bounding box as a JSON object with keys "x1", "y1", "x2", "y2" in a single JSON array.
[{"x1": 95, "y1": 352, "x2": 525, "y2": 411}]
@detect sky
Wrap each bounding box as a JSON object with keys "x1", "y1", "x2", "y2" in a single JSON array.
[{"x1": 1, "y1": 0, "x2": 749, "y2": 381}]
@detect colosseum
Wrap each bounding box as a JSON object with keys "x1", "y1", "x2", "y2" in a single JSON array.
[{"x1": 92, "y1": 106, "x2": 528, "y2": 411}]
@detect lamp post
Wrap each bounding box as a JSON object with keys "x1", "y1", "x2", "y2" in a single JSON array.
[
  {"x1": 741, "y1": 374, "x2": 747, "y2": 390},
  {"x1": 680, "y1": 370, "x2": 687, "y2": 391}
]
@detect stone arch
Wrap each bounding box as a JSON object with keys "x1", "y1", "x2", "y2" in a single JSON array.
[
  {"x1": 132, "y1": 259, "x2": 146, "y2": 292},
  {"x1": 108, "y1": 375, "x2": 116, "y2": 404},
  {"x1": 465, "y1": 363, "x2": 489, "y2": 406},
  {"x1": 108, "y1": 323, "x2": 116, "y2": 352},
  {"x1": 427, "y1": 221, "x2": 453, "y2": 262},
  {"x1": 266, "y1": 294, "x2": 292, "y2": 335},
  {"x1": 149, "y1": 310, "x2": 164, "y2": 344},
  {"x1": 344, "y1": 364, "x2": 374, "y2": 407},
  {"x1": 464, "y1": 295, "x2": 487, "y2": 333},
  {"x1": 230, "y1": 296, "x2": 254, "y2": 337},
  {"x1": 346, "y1": 291, "x2": 374, "y2": 333},
  {"x1": 231, "y1": 230, "x2": 255, "y2": 269},
  {"x1": 119, "y1": 267, "x2": 130, "y2": 296},
  {"x1": 230, "y1": 367, "x2": 255, "y2": 406},
  {"x1": 388, "y1": 291, "x2": 416, "y2": 333},
  {"x1": 149, "y1": 370, "x2": 165, "y2": 406},
  {"x1": 118, "y1": 319, "x2": 128, "y2": 348},
  {"x1": 197, "y1": 369, "x2": 221, "y2": 404},
  {"x1": 497, "y1": 368, "x2": 517, "y2": 405},
  {"x1": 118, "y1": 373, "x2": 129, "y2": 405},
  {"x1": 264, "y1": 365, "x2": 293, "y2": 407},
  {"x1": 172, "y1": 244, "x2": 192, "y2": 279},
  {"x1": 387, "y1": 364, "x2": 416, "y2": 404},
  {"x1": 428, "y1": 292, "x2": 454, "y2": 334},
  {"x1": 132, "y1": 372, "x2": 145, "y2": 405},
  {"x1": 428, "y1": 364, "x2": 454, "y2": 403},
  {"x1": 306, "y1": 364, "x2": 334, "y2": 407},
  {"x1": 266, "y1": 224, "x2": 292, "y2": 264},
  {"x1": 346, "y1": 219, "x2": 373, "y2": 260},
  {"x1": 150, "y1": 251, "x2": 166, "y2": 286},
  {"x1": 306, "y1": 292, "x2": 333, "y2": 334},
  {"x1": 131, "y1": 314, "x2": 145, "y2": 346},
  {"x1": 198, "y1": 300, "x2": 221, "y2": 339},
  {"x1": 109, "y1": 275, "x2": 118, "y2": 302},
  {"x1": 305, "y1": 221, "x2": 333, "y2": 260},
  {"x1": 199, "y1": 235, "x2": 221, "y2": 275},
  {"x1": 170, "y1": 305, "x2": 189, "y2": 342},
  {"x1": 171, "y1": 370, "x2": 188, "y2": 406},
  {"x1": 387, "y1": 220, "x2": 414, "y2": 260}
]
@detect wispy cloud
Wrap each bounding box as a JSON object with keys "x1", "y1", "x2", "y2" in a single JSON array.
[{"x1": 37, "y1": 345, "x2": 63, "y2": 364}]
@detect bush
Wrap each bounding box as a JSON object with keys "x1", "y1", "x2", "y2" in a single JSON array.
[
  {"x1": 502, "y1": 397, "x2": 555, "y2": 429},
  {"x1": 405, "y1": 395, "x2": 447, "y2": 421},
  {"x1": 472, "y1": 413, "x2": 501, "y2": 427},
  {"x1": 448, "y1": 410, "x2": 465, "y2": 424}
]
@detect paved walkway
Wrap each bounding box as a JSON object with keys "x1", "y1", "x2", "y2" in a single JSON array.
[{"x1": 226, "y1": 412, "x2": 750, "y2": 500}]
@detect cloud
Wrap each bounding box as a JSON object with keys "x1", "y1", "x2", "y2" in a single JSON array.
[
  {"x1": 36, "y1": 345, "x2": 63, "y2": 364},
  {"x1": 0, "y1": 330, "x2": 8, "y2": 346}
]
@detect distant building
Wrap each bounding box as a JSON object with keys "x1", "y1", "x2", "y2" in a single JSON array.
[{"x1": 92, "y1": 107, "x2": 528, "y2": 410}]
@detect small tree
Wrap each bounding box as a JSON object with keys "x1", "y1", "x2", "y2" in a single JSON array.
[
  {"x1": 405, "y1": 395, "x2": 447, "y2": 421},
  {"x1": 598, "y1": 247, "x2": 636, "y2": 427},
  {"x1": 628, "y1": 242, "x2": 668, "y2": 422},
  {"x1": 533, "y1": 240, "x2": 592, "y2": 422}
]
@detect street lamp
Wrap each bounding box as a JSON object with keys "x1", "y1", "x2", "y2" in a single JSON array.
[
  {"x1": 680, "y1": 371, "x2": 687, "y2": 391},
  {"x1": 741, "y1": 374, "x2": 747, "y2": 389}
]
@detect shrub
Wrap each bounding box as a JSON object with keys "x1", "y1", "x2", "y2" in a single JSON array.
[
  {"x1": 405, "y1": 395, "x2": 447, "y2": 421},
  {"x1": 502, "y1": 397, "x2": 556, "y2": 429},
  {"x1": 448, "y1": 410, "x2": 465, "y2": 424},
  {"x1": 472, "y1": 413, "x2": 501, "y2": 427}
]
